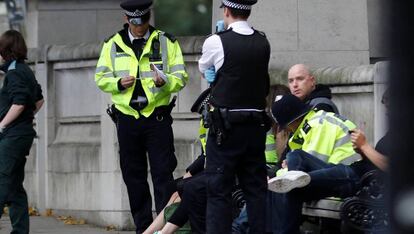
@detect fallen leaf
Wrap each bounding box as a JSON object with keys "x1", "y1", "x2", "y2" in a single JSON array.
[
  {"x1": 45, "y1": 209, "x2": 53, "y2": 217},
  {"x1": 28, "y1": 207, "x2": 40, "y2": 216},
  {"x1": 58, "y1": 216, "x2": 87, "y2": 225},
  {"x1": 105, "y1": 225, "x2": 116, "y2": 231}
]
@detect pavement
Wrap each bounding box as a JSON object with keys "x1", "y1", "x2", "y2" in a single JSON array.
[{"x1": 0, "y1": 216, "x2": 135, "y2": 234}]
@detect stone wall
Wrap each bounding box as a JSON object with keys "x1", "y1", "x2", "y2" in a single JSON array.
[{"x1": 212, "y1": 0, "x2": 370, "y2": 68}]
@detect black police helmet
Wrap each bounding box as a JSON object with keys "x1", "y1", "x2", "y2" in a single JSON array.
[
  {"x1": 121, "y1": 0, "x2": 152, "y2": 21},
  {"x1": 191, "y1": 88, "x2": 211, "y2": 114},
  {"x1": 271, "y1": 94, "x2": 310, "y2": 129}
]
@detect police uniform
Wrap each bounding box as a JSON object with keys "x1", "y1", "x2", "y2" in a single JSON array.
[
  {"x1": 269, "y1": 94, "x2": 362, "y2": 234},
  {"x1": 198, "y1": 0, "x2": 271, "y2": 233},
  {"x1": 94, "y1": 1, "x2": 188, "y2": 232}
]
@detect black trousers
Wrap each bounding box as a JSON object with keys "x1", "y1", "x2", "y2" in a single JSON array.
[
  {"x1": 168, "y1": 172, "x2": 208, "y2": 233},
  {"x1": 117, "y1": 113, "x2": 177, "y2": 233},
  {"x1": 206, "y1": 123, "x2": 267, "y2": 234}
]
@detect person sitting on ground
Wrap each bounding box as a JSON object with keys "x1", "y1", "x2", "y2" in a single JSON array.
[
  {"x1": 143, "y1": 121, "x2": 207, "y2": 234},
  {"x1": 144, "y1": 88, "x2": 211, "y2": 234},
  {"x1": 288, "y1": 64, "x2": 338, "y2": 114}
]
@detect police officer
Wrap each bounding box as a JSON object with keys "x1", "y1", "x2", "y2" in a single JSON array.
[
  {"x1": 198, "y1": 0, "x2": 271, "y2": 233},
  {"x1": 268, "y1": 94, "x2": 361, "y2": 233},
  {"x1": 95, "y1": 1, "x2": 188, "y2": 232}
]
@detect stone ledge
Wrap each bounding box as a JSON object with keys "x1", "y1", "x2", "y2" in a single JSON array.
[
  {"x1": 27, "y1": 36, "x2": 205, "y2": 63},
  {"x1": 270, "y1": 65, "x2": 375, "y2": 86}
]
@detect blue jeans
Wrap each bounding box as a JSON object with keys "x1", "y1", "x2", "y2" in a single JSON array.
[
  {"x1": 271, "y1": 149, "x2": 360, "y2": 234},
  {"x1": 232, "y1": 205, "x2": 249, "y2": 234},
  {"x1": 233, "y1": 191, "x2": 281, "y2": 234}
]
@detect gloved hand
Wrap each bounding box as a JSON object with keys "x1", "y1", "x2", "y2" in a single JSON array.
[
  {"x1": 216, "y1": 20, "x2": 225, "y2": 33},
  {"x1": 204, "y1": 66, "x2": 216, "y2": 84}
]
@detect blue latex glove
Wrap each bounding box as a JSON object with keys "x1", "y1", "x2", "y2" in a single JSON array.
[
  {"x1": 204, "y1": 66, "x2": 216, "y2": 84},
  {"x1": 216, "y1": 20, "x2": 225, "y2": 33}
]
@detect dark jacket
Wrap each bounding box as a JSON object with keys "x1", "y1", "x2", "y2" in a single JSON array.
[
  {"x1": 0, "y1": 60, "x2": 43, "y2": 137},
  {"x1": 305, "y1": 84, "x2": 339, "y2": 114}
]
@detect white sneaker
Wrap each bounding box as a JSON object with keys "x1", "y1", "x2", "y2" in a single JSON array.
[{"x1": 267, "y1": 170, "x2": 311, "y2": 193}]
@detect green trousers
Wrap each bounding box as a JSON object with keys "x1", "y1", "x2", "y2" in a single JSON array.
[
  {"x1": 164, "y1": 203, "x2": 191, "y2": 234},
  {"x1": 0, "y1": 135, "x2": 34, "y2": 234}
]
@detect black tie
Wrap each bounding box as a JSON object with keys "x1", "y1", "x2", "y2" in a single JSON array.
[
  {"x1": 132, "y1": 38, "x2": 145, "y2": 59},
  {"x1": 130, "y1": 38, "x2": 148, "y2": 110}
]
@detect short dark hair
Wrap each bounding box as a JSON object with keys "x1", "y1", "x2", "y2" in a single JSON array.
[
  {"x1": 0, "y1": 30, "x2": 28, "y2": 61},
  {"x1": 228, "y1": 7, "x2": 251, "y2": 19}
]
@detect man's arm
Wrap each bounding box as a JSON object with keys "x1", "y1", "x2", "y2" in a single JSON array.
[
  {"x1": 351, "y1": 129, "x2": 388, "y2": 171},
  {"x1": 198, "y1": 35, "x2": 224, "y2": 74},
  {"x1": 0, "y1": 104, "x2": 25, "y2": 130},
  {"x1": 95, "y1": 41, "x2": 126, "y2": 93}
]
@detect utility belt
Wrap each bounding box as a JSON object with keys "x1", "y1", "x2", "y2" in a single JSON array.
[
  {"x1": 106, "y1": 96, "x2": 177, "y2": 124},
  {"x1": 207, "y1": 107, "x2": 271, "y2": 145}
]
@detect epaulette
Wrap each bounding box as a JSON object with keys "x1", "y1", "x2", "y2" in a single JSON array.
[
  {"x1": 302, "y1": 122, "x2": 312, "y2": 134},
  {"x1": 256, "y1": 30, "x2": 267, "y2": 37},
  {"x1": 104, "y1": 33, "x2": 116, "y2": 43},
  {"x1": 163, "y1": 32, "x2": 176, "y2": 42},
  {"x1": 252, "y1": 27, "x2": 266, "y2": 37},
  {"x1": 216, "y1": 28, "x2": 232, "y2": 35}
]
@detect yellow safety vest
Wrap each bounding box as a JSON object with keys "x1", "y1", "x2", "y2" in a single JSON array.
[
  {"x1": 95, "y1": 27, "x2": 188, "y2": 118},
  {"x1": 289, "y1": 109, "x2": 361, "y2": 165},
  {"x1": 265, "y1": 130, "x2": 278, "y2": 164},
  {"x1": 199, "y1": 119, "x2": 208, "y2": 154}
]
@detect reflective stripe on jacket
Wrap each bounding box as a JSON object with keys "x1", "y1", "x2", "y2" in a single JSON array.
[
  {"x1": 199, "y1": 119, "x2": 207, "y2": 154},
  {"x1": 95, "y1": 28, "x2": 188, "y2": 118},
  {"x1": 265, "y1": 130, "x2": 278, "y2": 164},
  {"x1": 289, "y1": 110, "x2": 361, "y2": 165}
]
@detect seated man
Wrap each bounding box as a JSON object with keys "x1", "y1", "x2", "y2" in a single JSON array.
[
  {"x1": 268, "y1": 94, "x2": 360, "y2": 234},
  {"x1": 267, "y1": 94, "x2": 388, "y2": 234}
]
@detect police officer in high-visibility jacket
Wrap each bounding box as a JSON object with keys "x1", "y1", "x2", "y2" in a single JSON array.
[
  {"x1": 95, "y1": 0, "x2": 188, "y2": 232},
  {"x1": 267, "y1": 94, "x2": 361, "y2": 234}
]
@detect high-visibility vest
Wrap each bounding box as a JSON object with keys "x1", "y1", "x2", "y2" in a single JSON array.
[
  {"x1": 95, "y1": 28, "x2": 188, "y2": 119},
  {"x1": 199, "y1": 119, "x2": 207, "y2": 154},
  {"x1": 265, "y1": 130, "x2": 278, "y2": 164},
  {"x1": 289, "y1": 109, "x2": 361, "y2": 165}
]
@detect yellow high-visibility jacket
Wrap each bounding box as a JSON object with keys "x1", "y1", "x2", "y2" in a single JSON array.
[
  {"x1": 95, "y1": 26, "x2": 188, "y2": 118},
  {"x1": 265, "y1": 130, "x2": 278, "y2": 164},
  {"x1": 289, "y1": 109, "x2": 361, "y2": 165}
]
